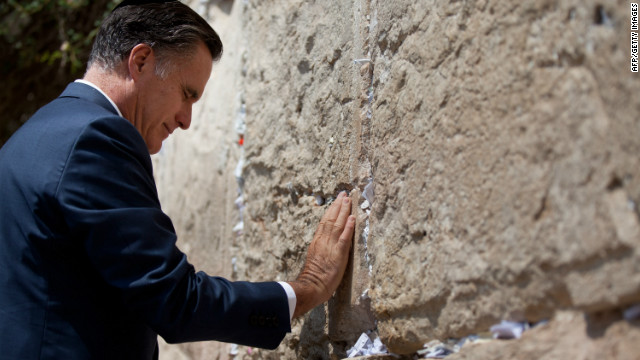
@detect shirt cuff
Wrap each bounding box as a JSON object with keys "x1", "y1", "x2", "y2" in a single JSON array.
[{"x1": 277, "y1": 281, "x2": 296, "y2": 321}]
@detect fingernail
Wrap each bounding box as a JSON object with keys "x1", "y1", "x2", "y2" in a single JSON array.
[{"x1": 344, "y1": 197, "x2": 350, "y2": 204}]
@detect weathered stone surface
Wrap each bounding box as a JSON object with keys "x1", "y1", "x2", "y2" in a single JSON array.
[
  {"x1": 368, "y1": 0, "x2": 640, "y2": 353},
  {"x1": 449, "y1": 310, "x2": 640, "y2": 360},
  {"x1": 154, "y1": 0, "x2": 640, "y2": 358},
  {"x1": 236, "y1": 0, "x2": 379, "y2": 357}
]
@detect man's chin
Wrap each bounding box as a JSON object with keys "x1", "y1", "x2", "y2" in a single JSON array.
[{"x1": 148, "y1": 142, "x2": 162, "y2": 155}]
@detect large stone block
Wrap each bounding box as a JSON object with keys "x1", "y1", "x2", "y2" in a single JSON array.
[
  {"x1": 368, "y1": 0, "x2": 640, "y2": 354},
  {"x1": 237, "y1": 0, "x2": 381, "y2": 356}
]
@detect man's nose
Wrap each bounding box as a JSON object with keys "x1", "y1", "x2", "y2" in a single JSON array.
[{"x1": 177, "y1": 105, "x2": 192, "y2": 130}]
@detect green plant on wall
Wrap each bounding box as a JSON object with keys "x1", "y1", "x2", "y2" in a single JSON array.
[{"x1": 0, "y1": 0, "x2": 119, "y2": 146}]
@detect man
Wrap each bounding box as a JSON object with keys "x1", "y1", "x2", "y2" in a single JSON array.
[{"x1": 0, "y1": 1, "x2": 355, "y2": 358}]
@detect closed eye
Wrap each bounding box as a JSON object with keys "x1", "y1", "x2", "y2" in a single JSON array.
[{"x1": 183, "y1": 86, "x2": 199, "y2": 102}]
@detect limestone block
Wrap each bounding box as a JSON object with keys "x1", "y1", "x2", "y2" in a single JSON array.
[
  {"x1": 368, "y1": 0, "x2": 640, "y2": 354},
  {"x1": 240, "y1": 1, "x2": 380, "y2": 357}
]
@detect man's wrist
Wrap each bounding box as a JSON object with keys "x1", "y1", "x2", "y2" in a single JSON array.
[{"x1": 287, "y1": 280, "x2": 318, "y2": 318}]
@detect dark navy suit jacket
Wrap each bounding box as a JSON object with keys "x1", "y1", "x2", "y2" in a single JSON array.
[{"x1": 0, "y1": 82, "x2": 290, "y2": 359}]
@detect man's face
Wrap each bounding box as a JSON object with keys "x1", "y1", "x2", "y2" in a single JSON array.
[{"x1": 132, "y1": 42, "x2": 213, "y2": 154}]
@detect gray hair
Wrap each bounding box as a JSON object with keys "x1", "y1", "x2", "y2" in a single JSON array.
[{"x1": 87, "y1": 1, "x2": 222, "y2": 78}]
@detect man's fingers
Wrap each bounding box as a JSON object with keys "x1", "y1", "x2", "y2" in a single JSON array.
[
  {"x1": 323, "y1": 192, "x2": 346, "y2": 220},
  {"x1": 338, "y1": 215, "x2": 356, "y2": 250},
  {"x1": 318, "y1": 192, "x2": 346, "y2": 236},
  {"x1": 331, "y1": 195, "x2": 352, "y2": 238},
  {"x1": 295, "y1": 195, "x2": 356, "y2": 317}
]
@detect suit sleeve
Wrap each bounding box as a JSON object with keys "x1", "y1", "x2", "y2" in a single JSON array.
[{"x1": 55, "y1": 116, "x2": 291, "y2": 349}]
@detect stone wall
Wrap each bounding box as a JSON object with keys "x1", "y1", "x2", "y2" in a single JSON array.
[{"x1": 154, "y1": 0, "x2": 640, "y2": 358}]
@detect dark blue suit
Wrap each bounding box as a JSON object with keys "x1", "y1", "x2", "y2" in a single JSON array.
[{"x1": 0, "y1": 82, "x2": 290, "y2": 359}]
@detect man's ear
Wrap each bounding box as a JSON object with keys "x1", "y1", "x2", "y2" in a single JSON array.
[{"x1": 128, "y1": 43, "x2": 154, "y2": 81}]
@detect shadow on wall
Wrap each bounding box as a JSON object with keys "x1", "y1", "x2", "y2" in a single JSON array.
[
  {"x1": 199, "y1": 0, "x2": 233, "y2": 18},
  {"x1": 297, "y1": 306, "x2": 334, "y2": 359}
]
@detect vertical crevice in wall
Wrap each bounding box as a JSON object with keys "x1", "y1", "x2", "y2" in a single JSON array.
[
  {"x1": 231, "y1": 93, "x2": 246, "y2": 281},
  {"x1": 230, "y1": 0, "x2": 255, "y2": 287},
  {"x1": 326, "y1": 0, "x2": 381, "y2": 354},
  {"x1": 227, "y1": 2, "x2": 250, "y2": 356}
]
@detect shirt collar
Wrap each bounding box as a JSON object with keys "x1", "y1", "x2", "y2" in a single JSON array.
[{"x1": 74, "y1": 79, "x2": 124, "y2": 118}]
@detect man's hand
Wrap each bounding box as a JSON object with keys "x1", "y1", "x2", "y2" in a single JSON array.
[{"x1": 288, "y1": 191, "x2": 355, "y2": 318}]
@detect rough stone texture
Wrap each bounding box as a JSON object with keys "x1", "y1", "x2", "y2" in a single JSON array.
[
  {"x1": 368, "y1": 0, "x2": 640, "y2": 353},
  {"x1": 448, "y1": 310, "x2": 640, "y2": 360},
  {"x1": 154, "y1": 0, "x2": 640, "y2": 358}
]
